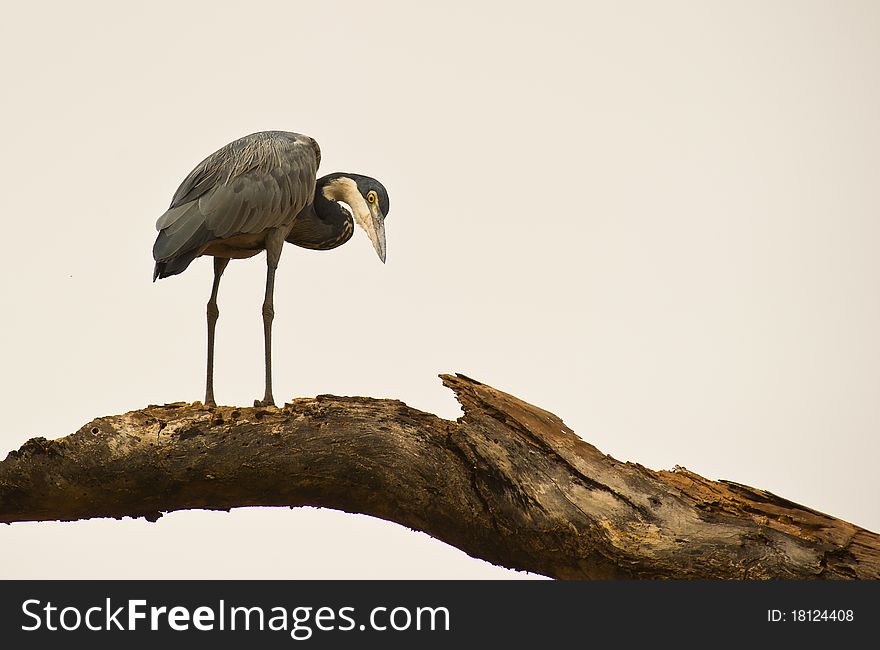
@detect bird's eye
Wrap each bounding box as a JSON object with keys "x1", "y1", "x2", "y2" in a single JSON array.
[{"x1": 367, "y1": 191, "x2": 377, "y2": 204}]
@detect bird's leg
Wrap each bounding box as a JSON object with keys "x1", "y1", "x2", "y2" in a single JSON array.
[
  {"x1": 256, "y1": 233, "x2": 283, "y2": 407},
  {"x1": 205, "y1": 257, "x2": 229, "y2": 407}
]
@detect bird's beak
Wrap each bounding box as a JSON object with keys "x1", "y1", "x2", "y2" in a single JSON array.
[
  {"x1": 349, "y1": 190, "x2": 387, "y2": 263},
  {"x1": 371, "y1": 211, "x2": 386, "y2": 263}
]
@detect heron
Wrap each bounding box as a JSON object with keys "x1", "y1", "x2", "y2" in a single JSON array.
[{"x1": 152, "y1": 131, "x2": 390, "y2": 407}]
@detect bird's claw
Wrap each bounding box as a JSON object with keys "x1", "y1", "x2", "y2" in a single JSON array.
[{"x1": 254, "y1": 398, "x2": 276, "y2": 408}]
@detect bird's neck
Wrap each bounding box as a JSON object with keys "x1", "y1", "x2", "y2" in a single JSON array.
[
  {"x1": 313, "y1": 174, "x2": 352, "y2": 224},
  {"x1": 315, "y1": 173, "x2": 377, "y2": 238}
]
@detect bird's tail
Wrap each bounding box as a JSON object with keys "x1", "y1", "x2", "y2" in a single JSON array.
[
  {"x1": 153, "y1": 248, "x2": 200, "y2": 281},
  {"x1": 152, "y1": 204, "x2": 210, "y2": 281}
]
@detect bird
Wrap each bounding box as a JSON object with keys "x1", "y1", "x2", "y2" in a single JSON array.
[{"x1": 152, "y1": 131, "x2": 390, "y2": 408}]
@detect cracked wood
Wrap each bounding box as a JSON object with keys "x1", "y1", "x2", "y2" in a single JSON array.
[{"x1": 0, "y1": 373, "x2": 877, "y2": 579}]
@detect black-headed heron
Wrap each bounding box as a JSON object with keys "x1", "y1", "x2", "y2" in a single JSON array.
[{"x1": 152, "y1": 131, "x2": 390, "y2": 407}]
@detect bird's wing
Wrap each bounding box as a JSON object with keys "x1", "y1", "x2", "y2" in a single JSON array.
[{"x1": 153, "y1": 132, "x2": 320, "y2": 261}]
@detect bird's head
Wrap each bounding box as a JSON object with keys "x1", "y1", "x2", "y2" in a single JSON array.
[{"x1": 319, "y1": 173, "x2": 390, "y2": 262}]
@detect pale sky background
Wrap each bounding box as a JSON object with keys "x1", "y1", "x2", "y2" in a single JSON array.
[{"x1": 1, "y1": 1, "x2": 878, "y2": 578}]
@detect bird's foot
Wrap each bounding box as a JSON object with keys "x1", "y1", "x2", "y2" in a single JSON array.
[{"x1": 254, "y1": 397, "x2": 276, "y2": 408}]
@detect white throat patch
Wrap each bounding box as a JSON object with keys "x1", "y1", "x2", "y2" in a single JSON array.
[
  {"x1": 321, "y1": 176, "x2": 385, "y2": 262},
  {"x1": 322, "y1": 177, "x2": 371, "y2": 232}
]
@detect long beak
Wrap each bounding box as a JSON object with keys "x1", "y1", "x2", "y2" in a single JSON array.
[
  {"x1": 351, "y1": 195, "x2": 387, "y2": 263},
  {"x1": 370, "y1": 211, "x2": 386, "y2": 263}
]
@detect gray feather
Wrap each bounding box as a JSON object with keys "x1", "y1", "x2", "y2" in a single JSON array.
[{"x1": 152, "y1": 131, "x2": 320, "y2": 267}]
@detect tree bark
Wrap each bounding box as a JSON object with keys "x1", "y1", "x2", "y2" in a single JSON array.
[{"x1": 0, "y1": 373, "x2": 877, "y2": 579}]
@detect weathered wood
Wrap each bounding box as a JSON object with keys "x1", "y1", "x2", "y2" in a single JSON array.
[{"x1": 0, "y1": 373, "x2": 877, "y2": 579}]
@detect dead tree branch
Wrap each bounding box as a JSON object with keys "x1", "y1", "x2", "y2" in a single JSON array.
[{"x1": 1, "y1": 374, "x2": 877, "y2": 579}]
